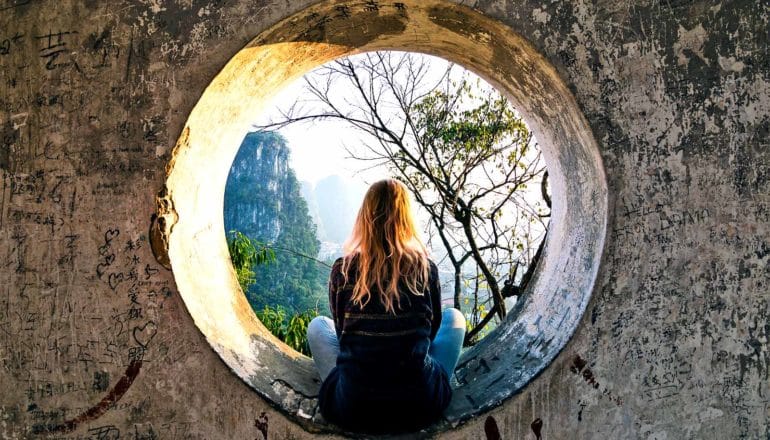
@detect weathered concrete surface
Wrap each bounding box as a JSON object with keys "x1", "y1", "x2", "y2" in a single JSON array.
[{"x1": 0, "y1": 0, "x2": 768, "y2": 439}]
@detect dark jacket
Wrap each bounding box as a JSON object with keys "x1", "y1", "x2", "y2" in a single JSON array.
[{"x1": 318, "y1": 255, "x2": 451, "y2": 433}]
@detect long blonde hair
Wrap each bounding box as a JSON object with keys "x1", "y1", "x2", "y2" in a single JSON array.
[{"x1": 341, "y1": 179, "x2": 430, "y2": 313}]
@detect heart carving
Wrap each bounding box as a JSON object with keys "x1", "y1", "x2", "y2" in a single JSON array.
[
  {"x1": 108, "y1": 272, "x2": 123, "y2": 290},
  {"x1": 133, "y1": 321, "x2": 157, "y2": 348},
  {"x1": 104, "y1": 229, "x2": 120, "y2": 243}
]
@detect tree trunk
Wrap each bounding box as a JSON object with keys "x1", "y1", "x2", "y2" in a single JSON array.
[
  {"x1": 465, "y1": 302, "x2": 497, "y2": 345},
  {"x1": 458, "y1": 206, "x2": 507, "y2": 319},
  {"x1": 453, "y1": 264, "x2": 462, "y2": 310}
]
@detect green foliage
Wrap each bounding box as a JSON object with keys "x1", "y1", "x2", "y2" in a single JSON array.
[
  {"x1": 227, "y1": 229, "x2": 321, "y2": 357},
  {"x1": 227, "y1": 230, "x2": 275, "y2": 292},
  {"x1": 255, "y1": 305, "x2": 319, "y2": 356},
  {"x1": 409, "y1": 78, "x2": 531, "y2": 193}
]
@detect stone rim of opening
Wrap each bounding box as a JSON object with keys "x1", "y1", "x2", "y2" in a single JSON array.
[{"x1": 161, "y1": 0, "x2": 608, "y2": 433}]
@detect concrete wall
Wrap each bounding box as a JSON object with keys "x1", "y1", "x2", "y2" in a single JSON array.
[{"x1": 0, "y1": 0, "x2": 767, "y2": 439}]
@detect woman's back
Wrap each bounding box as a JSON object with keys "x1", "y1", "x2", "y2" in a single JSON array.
[
  {"x1": 306, "y1": 179, "x2": 464, "y2": 433},
  {"x1": 318, "y1": 255, "x2": 452, "y2": 433}
]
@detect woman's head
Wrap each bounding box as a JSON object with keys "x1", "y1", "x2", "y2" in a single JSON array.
[{"x1": 342, "y1": 179, "x2": 429, "y2": 313}]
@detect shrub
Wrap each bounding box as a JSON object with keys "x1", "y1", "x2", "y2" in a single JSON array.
[
  {"x1": 255, "y1": 305, "x2": 319, "y2": 356},
  {"x1": 228, "y1": 230, "x2": 320, "y2": 356}
]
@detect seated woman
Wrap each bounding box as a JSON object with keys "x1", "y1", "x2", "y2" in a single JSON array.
[{"x1": 307, "y1": 178, "x2": 466, "y2": 434}]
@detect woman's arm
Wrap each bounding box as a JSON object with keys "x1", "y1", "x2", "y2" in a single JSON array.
[
  {"x1": 329, "y1": 257, "x2": 345, "y2": 338},
  {"x1": 428, "y1": 260, "x2": 442, "y2": 340}
]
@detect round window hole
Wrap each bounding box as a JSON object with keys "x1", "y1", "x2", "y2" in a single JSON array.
[
  {"x1": 162, "y1": 0, "x2": 607, "y2": 434},
  {"x1": 226, "y1": 50, "x2": 550, "y2": 352}
]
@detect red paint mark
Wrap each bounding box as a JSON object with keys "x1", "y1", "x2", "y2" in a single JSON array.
[
  {"x1": 581, "y1": 367, "x2": 600, "y2": 389},
  {"x1": 484, "y1": 415, "x2": 501, "y2": 440},
  {"x1": 531, "y1": 418, "x2": 543, "y2": 440},
  {"x1": 570, "y1": 354, "x2": 599, "y2": 388},
  {"x1": 40, "y1": 359, "x2": 143, "y2": 434},
  {"x1": 569, "y1": 354, "x2": 587, "y2": 373},
  {"x1": 569, "y1": 353, "x2": 623, "y2": 406}
]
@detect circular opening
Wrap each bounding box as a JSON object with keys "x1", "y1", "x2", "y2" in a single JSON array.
[
  {"x1": 225, "y1": 51, "x2": 551, "y2": 352},
  {"x1": 164, "y1": 0, "x2": 607, "y2": 433}
]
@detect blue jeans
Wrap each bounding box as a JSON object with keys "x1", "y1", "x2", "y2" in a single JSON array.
[{"x1": 307, "y1": 308, "x2": 466, "y2": 381}]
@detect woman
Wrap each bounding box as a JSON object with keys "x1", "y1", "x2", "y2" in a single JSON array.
[{"x1": 307, "y1": 179, "x2": 466, "y2": 433}]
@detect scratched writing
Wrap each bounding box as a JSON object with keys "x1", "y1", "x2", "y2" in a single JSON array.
[
  {"x1": 297, "y1": 2, "x2": 410, "y2": 40},
  {"x1": 363, "y1": 0, "x2": 380, "y2": 12},
  {"x1": 453, "y1": 353, "x2": 514, "y2": 410},
  {"x1": 26, "y1": 421, "x2": 184, "y2": 440},
  {"x1": 35, "y1": 30, "x2": 79, "y2": 71},
  {"x1": 0, "y1": 2, "x2": 763, "y2": 439},
  {"x1": 0, "y1": 32, "x2": 23, "y2": 55},
  {"x1": 141, "y1": 115, "x2": 166, "y2": 143},
  {"x1": 94, "y1": 227, "x2": 172, "y2": 366},
  {"x1": 334, "y1": 5, "x2": 351, "y2": 18},
  {"x1": 84, "y1": 28, "x2": 121, "y2": 70},
  {"x1": 9, "y1": 209, "x2": 63, "y2": 232},
  {"x1": 0, "y1": 219, "x2": 180, "y2": 436},
  {"x1": 96, "y1": 228, "x2": 119, "y2": 283},
  {"x1": 611, "y1": 199, "x2": 711, "y2": 244}
]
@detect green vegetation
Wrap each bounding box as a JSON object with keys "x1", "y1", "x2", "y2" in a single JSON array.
[
  {"x1": 255, "y1": 305, "x2": 319, "y2": 356},
  {"x1": 227, "y1": 230, "x2": 322, "y2": 356},
  {"x1": 226, "y1": 230, "x2": 275, "y2": 291}
]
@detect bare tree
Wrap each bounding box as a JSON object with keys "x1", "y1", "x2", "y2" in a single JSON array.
[{"x1": 256, "y1": 52, "x2": 549, "y2": 345}]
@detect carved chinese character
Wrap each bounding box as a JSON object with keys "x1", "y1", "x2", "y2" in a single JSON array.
[
  {"x1": 364, "y1": 0, "x2": 379, "y2": 12},
  {"x1": 335, "y1": 5, "x2": 351, "y2": 18},
  {"x1": 35, "y1": 30, "x2": 79, "y2": 71}
]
